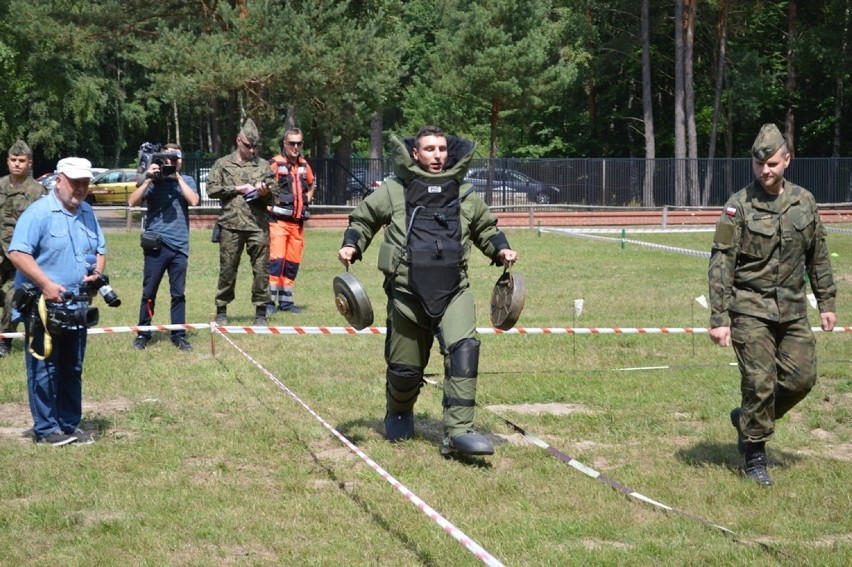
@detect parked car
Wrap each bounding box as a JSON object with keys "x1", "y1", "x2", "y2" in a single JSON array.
[
  {"x1": 87, "y1": 168, "x2": 138, "y2": 205},
  {"x1": 345, "y1": 167, "x2": 384, "y2": 197},
  {"x1": 37, "y1": 172, "x2": 59, "y2": 192},
  {"x1": 464, "y1": 168, "x2": 560, "y2": 204}
]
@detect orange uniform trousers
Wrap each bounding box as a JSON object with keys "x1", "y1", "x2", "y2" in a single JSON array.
[{"x1": 268, "y1": 219, "x2": 304, "y2": 305}]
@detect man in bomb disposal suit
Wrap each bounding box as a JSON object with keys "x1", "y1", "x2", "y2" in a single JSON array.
[
  {"x1": 0, "y1": 140, "x2": 45, "y2": 357},
  {"x1": 708, "y1": 123, "x2": 837, "y2": 486},
  {"x1": 208, "y1": 119, "x2": 276, "y2": 326},
  {"x1": 338, "y1": 126, "x2": 518, "y2": 457}
]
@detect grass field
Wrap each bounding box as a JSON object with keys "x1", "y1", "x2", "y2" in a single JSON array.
[{"x1": 0, "y1": 225, "x2": 850, "y2": 566}]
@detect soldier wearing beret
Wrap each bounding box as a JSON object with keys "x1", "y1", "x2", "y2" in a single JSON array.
[
  {"x1": 0, "y1": 140, "x2": 45, "y2": 357},
  {"x1": 708, "y1": 123, "x2": 837, "y2": 486},
  {"x1": 207, "y1": 118, "x2": 276, "y2": 326}
]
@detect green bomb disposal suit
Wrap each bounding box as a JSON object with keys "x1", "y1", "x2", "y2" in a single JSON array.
[{"x1": 342, "y1": 134, "x2": 511, "y2": 451}]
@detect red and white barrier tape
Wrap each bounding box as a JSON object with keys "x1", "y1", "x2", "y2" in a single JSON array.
[
  {"x1": 212, "y1": 327, "x2": 505, "y2": 567},
  {"x1": 2, "y1": 324, "x2": 849, "y2": 340}
]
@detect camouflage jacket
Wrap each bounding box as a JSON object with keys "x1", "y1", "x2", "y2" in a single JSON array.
[
  {"x1": 0, "y1": 175, "x2": 45, "y2": 258},
  {"x1": 207, "y1": 151, "x2": 275, "y2": 231},
  {"x1": 342, "y1": 134, "x2": 510, "y2": 294},
  {"x1": 708, "y1": 180, "x2": 836, "y2": 327}
]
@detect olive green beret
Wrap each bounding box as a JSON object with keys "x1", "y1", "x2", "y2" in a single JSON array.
[
  {"x1": 8, "y1": 139, "x2": 31, "y2": 156},
  {"x1": 751, "y1": 124, "x2": 786, "y2": 161},
  {"x1": 240, "y1": 118, "x2": 259, "y2": 144}
]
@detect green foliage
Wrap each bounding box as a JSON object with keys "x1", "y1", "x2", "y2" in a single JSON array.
[{"x1": 1, "y1": 0, "x2": 851, "y2": 163}]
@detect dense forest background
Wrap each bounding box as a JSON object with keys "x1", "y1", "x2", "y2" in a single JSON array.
[{"x1": 0, "y1": 0, "x2": 850, "y2": 176}]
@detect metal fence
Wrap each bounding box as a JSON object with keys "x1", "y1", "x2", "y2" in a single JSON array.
[{"x1": 181, "y1": 156, "x2": 852, "y2": 209}]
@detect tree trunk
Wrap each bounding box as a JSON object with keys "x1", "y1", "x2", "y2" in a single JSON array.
[
  {"x1": 685, "y1": 0, "x2": 700, "y2": 206},
  {"x1": 703, "y1": 0, "x2": 728, "y2": 205},
  {"x1": 785, "y1": 0, "x2": 797, "y2": 156},
  {"x1": 369, "y1": 111, "x2": 383, "y2": 188},
  {"x1": 641, "y1": 0, "x2": 656, "y2": 208},
  {"x1": 486, "y1": 96, "x2": 500, "y2": 206},
  {"x1": 674, "y1": 0, "x2": 687, "y2": 206},
  {"x1": 172, "y1": 100, "x2": 180, "y2": 146},
  {"x1": 834, "y1": 0, "x2": 850, "y2": 158}
]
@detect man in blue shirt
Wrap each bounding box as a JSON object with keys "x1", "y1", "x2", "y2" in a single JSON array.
[
  {"x1": 128, "y1": 143, "x2": 199, "y2": 351},
  {"x1": 9, "y1": 157, "x2": 107, "y2": 446}
]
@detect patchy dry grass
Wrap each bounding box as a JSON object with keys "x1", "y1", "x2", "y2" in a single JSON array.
[{"x1": 0, "y1": 228, "x2": 850, "y2": 566}]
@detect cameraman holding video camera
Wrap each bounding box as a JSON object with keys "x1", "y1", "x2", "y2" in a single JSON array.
[
  {"x1": 8, "y1": 157, "x2": 107, "y2": 446},
  {"x1": 128, "y1": 143, "x2": 199, "y2": 352}
]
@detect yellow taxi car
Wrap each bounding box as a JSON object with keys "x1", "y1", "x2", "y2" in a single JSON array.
[{"x1": 86, "y1": 168, "x2": 138, "y2": 205}]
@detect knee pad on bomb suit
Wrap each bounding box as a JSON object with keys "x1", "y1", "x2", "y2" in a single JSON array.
[
  {"x1": 442, "y1": 338, "x2": 480, "y2": 436},
  {"x1": 386, "y1": 364, "x2": 424, "y2": 414}
]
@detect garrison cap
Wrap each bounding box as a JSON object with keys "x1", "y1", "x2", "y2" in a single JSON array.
[
  {"x1": 8, "y1": 139, "x2": 31, "y2": 156},
  {"x1": 240, "y1": 118, "x2": 259, "y2": 144},
  {"x1": 751, "y1": 124, "x2": 786, "y2": 161}
]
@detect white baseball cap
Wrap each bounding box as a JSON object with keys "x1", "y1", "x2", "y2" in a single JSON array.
[{"x1": 56, "y1": 157, "x2": 94, "y2": 180}]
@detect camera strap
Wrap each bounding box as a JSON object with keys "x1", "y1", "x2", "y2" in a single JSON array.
[{"x1": 27, "y1": 295, "x2": 53, "y2": 361}]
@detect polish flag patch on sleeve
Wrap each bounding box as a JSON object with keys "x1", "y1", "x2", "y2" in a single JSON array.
[{"x1": 725, "y1": 206, "x2": 737, "y2": 217}]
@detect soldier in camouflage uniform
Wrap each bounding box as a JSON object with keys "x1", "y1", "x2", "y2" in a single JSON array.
[
  {"x1": 208, "y1": 119, "x2": 276, "y2": 326},
  {"x1": 708, "y1": 123, "x2": 837, "y2": 486},
  {"x1": 0, "y1": 140, "x2": 45, "y2": 357},
  {"x1": 338, "y1": 126, "x2": 518, "y2": 457}
]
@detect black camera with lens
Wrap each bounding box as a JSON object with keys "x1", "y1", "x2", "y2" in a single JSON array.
[
  {"x1": 45, "y1": 293, "x2": 100, "y2": 335},
  {"x1": 137, "y1": 142, "x2": 181, "y2": 180},
  {"x1": 82, "y1": 273, "x2": 122, "y2": 308},
  {"x1": 12, "y1": 282, "x2": 40, "y2": 316}
]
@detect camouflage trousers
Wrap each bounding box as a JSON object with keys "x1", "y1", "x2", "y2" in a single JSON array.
[
  {"x1": 731, "y1": 313, "x2": 817, "y2": 443},
  {"x1": 215, "y1": 227, "x2": 270, "y2": 307},
  {"x1": 0, "y1": 256, "x2": 15, "y2": 333}
]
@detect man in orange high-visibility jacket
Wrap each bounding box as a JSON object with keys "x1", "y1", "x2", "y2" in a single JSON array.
[{"x1": 266, "y1": 128, "x2": 315, "y2": 314}]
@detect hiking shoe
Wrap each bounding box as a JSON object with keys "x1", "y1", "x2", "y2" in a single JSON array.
[
  {"x1": 254, "y1": 313, "x2": 268, "y2": 327},
  {"x1": 278, "y1": 302, "x2": 302, "y2": 313},
  {"x1": 133, "y1": 335, "x2": 149, "y2": 350},
  {"x1": 38, "y1": 431, "x2": 77, "y2": 446},
  {"x1": 730, "y1": 407, "x2": 745, "y2": 456},
  {"x1": 0, "y1": 338, "x2": 10, "y2": 357},
  {"x1": 172, "y1": 336, "x2": 193, "y2": 352},
  {"x1": 71, "y1": 428, "x2": 95, "y2": 445},
  {"x1": 215, "y1": 311, "x2": 228, "y2": 326},
  {"x1": 440, "y1": 432, "x2": 494, "y2": 457},
  {"x1": 743, "y1": 443, "x2": 773, "y2": 486},
  {"x1": 384, "y1": 411, "x2": 414, "y2": 442}
]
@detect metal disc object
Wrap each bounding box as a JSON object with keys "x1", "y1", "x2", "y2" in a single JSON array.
[
  {"x1": 489, "y1": 270, "x2": 526, "y2": 330},
  {"x1": 333, "y1": 272, "x2": 374, "y2": 330}
]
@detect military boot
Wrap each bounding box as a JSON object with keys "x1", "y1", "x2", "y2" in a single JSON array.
[
  {"x1": 384, "y1": 411, "x2": 414, "y2": 442},
  {"x1": 730, "y1": 407, "x2": 745, "y2": 457},
  {"x1": 384, "y1": 365, "x2": 423, "y2": 442},
  {"x1": 440, "y1": 432, "x2": 493, "y2": 457},
  {"x1": 743, "y1": 442, "x2": 773, "y2": 486}
]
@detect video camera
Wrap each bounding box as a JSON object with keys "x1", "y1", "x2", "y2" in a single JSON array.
[
  {"x1": 12, "y1": 256, "x2": 122, "y2": 336},
  {"x1": 137, "y1": 142, "x2": 181, "y2": 180}
]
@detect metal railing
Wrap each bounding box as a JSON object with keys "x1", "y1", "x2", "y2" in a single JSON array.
[{"x1": 175, "y1": 156, "x2": 852, "y2": 209}]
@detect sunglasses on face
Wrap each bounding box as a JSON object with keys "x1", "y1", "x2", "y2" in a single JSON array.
[
  {"x1": 285, "y1": 140, "x2": 304, "y2": 147},
  {"x1": 239, "y1": 139, "x2": 258, "y2": 149}
]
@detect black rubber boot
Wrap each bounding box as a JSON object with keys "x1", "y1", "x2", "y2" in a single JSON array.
[
  {"x1": 384, "y1": 411, "x2": 414, "y2": 442},
  {"x1": 439, "y1": 432, "x2": 494, "y2": 457},
  {"x1": 743, "y1": 442, "x2": 773, "y2": 486},
  {"x1": 730, "y1": 407, "x2": 745, "y2": 457}
]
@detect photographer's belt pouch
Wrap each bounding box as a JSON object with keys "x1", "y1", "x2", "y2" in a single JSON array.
[{"x1": 140, "y1": 231, "x2": 161, "y2": 250}]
